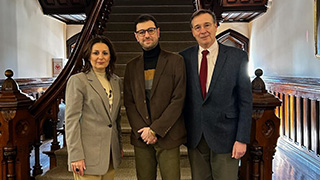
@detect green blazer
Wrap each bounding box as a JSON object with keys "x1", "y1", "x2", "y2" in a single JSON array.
[{"x1": 65, "y1": 70, "x2": 122, "y2": 175}]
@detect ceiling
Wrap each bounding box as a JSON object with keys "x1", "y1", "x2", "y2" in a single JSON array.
[
  {"x1": 37, "y1": 0, "x2": 89, "y2": 24},
  {"x1": 199, "y1": 0, "x2": 270, "y2": 23},
  {"x1": 38, "y1": 0, "x2": 270, "y2": 24}
]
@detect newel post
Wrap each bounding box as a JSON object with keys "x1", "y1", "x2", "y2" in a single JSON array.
[
  {"x1": 239, "y1": 69, "x2": 282, "y2": 180},
  {"x1": 0, "y1": 70, "x2": 35, "y2": 180}
]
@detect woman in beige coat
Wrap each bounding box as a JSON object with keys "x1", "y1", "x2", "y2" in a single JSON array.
[{"x1": 65, "y1": 36, "x2": 122, "y2": 180}]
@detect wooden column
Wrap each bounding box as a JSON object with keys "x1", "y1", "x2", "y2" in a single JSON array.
[
  {"x1": 240, "y1": 69, "x2": 282, "y2": 180},
  {"x1": 0, "y1": 70, "x2": 35, "y2": 180}
]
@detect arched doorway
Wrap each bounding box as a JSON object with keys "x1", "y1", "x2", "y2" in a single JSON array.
[{"x1": 216, "y1": 29, "x2": 249, "y2": 52}]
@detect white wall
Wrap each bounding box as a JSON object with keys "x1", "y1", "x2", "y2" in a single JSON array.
[
  {"x1": 67, "y1": 25, "x2": 83, "y2": 40},
  {"x1": 250, "y1": 0, "x2": 320, "y2": 77},
  {"x1": 0, "y1": 0, "x2": 66, "y2": 79},
  {"x1": 0, "y1": 0, "x2": 18, "y2": 78}
]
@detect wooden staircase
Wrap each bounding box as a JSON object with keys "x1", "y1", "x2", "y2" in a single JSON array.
[
  {"x1": 36, "y1": 0, "x2": 195, "y2": 179},
  {"x1": 0, "y1": 1, "x2": 282, "y2": 180}
]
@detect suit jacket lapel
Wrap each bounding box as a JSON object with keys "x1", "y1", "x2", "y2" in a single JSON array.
[
  {"x1": 135, "y1": 55, "x2": 146, "y2": 99},
  {"x1": 205, "y1": 43, "x2": 227, "y2": 101},
  {"x1": 150, "y1": 50, "x2": 168, "y2": 99},
  {"x1": 110, "y1": 75, "x2": 120, "y2": 117},
  {"x1": 86, "y1": 70, "x2": 112, "y2": 122},
  {"x1": 191, "y1": 46, "x2": 203, "y2": 99}
]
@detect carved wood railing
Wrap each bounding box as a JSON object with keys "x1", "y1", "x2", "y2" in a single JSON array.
[
  {"x1": 0, "y1": 70, "x2": 37, "y2": 180},
  {"x1": 240, "y1": 69, "x2": 282, "y2": 180},
  {"x1": 28, "y1": 0, "x2": 114, "y2": 176},
  {"x1": 0, "y1": 0, "x2": 113, "y2": 179},
  {"x1": 263, "y1": 76, "x2": 320, "y2": 160},
  {"x1": 0, "y1": 77, "x2": 55, "y2": 100}
]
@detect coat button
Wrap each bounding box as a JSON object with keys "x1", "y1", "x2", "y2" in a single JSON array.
[
  {"x1": 108, "y1": 124, "x2": 112, "y2": 128},
  {"x1": 143, "y1": 100, "x2": 146, "y2": 103},
  {"x1": 146, "y1": 116, "x2": 149, "y2": 120}
]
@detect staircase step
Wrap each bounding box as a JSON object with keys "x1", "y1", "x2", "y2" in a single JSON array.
[
  {"x1": 119, "y1": 155, "x2": 190, "y2": 169},
  {"x1": 105, "y1": 22, "x2": 191, "y2": 31},
  {"x1": 35, "y1": 166, "x2": 73, "y2": 180},
  {"x1": 55, "y1": 147, "x2": 68, "y2": 167},
  {"x1": 116, "y1": 52, "x2": 141, "y2": 64},
  {"x1": 114, "y1": 64, "x2": 126, "y2": 78},
  {"x1": 36, "y1": 166, "x2": 192, "y2": 180},
  {"x1": 109, "y1": 13, "x2": 191, "y2": 22},
  {"x1": 105, "y1": 31, "x2": 194, "y2": 41},
  {"x1": 112, "y1": 5, "x2": 193, "y2": 13},
  {"x1": 115, "y1": 167, "x2": 191, "y2": 180},
  {"x1": 113, "y1": 41, "x2": 197, "y2": 53}
]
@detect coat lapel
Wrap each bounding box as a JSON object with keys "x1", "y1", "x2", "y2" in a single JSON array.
[
  {"x1": 190, "y1": 46, "x2": 203, "y2": 100},
  {"x1": 205, "y1": 43, "x2": 227, "y2": 101},
  {"x1": 135, "y1": 55, "x2": 146, "y2": 99},
  {"x1": 110, "y1": 75, "x2": 120, "y2": 117},
  {"x1": 86, "y1": 70, "x2": 112, "y2": 123},
  {"x1": 150, "y1": 50, "x2": 168, "y2": 99}
]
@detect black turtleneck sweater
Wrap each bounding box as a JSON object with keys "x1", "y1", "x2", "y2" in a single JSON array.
[{"x1": 143, "y1": 43, "x2": 161, "y2": 117}]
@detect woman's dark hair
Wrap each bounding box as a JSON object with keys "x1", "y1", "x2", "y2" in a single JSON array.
[{"x1": 81, "y1": 35, "x2": 117, "y2": 80}]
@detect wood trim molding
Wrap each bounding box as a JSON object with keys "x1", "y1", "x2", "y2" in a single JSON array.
[
  {"x1": 216, "y1": 29, "x2": 249, "y2": 52},
  {"x1": 263, "y1": 76, "x2": 320, "y2": 161}
]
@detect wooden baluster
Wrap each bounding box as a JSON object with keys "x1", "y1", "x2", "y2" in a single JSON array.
[
  {"x1": 239, "y1": 69, "x2": 282, "y2": 180},
  {"x1": 32, "y1": 130, "x2": 42, "y2": 177},
  {"x1": 0, "y1": 69, "x2": 35, "y2": 180},
  {"x1": 43, "y1": 101, "x2": 60, "y2": 169},
  {"x1": 3, "y1": 147, "x2": 16, "y2": 180},
  {"x1": 50, "y1": 100, "x2": 60, "y2": 151}
]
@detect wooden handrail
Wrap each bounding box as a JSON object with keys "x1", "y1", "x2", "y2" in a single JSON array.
[
  {"x1": 26, "y1": 0, "x2": 114, "y2": 176},
  {"x1": 30, "y1": 0, "x2": 113, "y2": 118}
]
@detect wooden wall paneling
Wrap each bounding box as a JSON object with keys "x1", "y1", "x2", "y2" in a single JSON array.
[
  {"x1": 296, "y1": 96, "x2": 303, "y2": 147},
  {"x1": 310, "y1": 100, "x2": 319, "y2": 154},
  {"x1": 290, "y1": 95, "x2": 296, "y2": 141}
]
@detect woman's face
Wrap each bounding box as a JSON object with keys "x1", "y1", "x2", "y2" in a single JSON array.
[{"x1": 90, "y1": 42, "x2": 110, "y2": 73}]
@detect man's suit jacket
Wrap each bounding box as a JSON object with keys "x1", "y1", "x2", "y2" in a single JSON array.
[
  {"x1": 124, "y1": 49, "x2": 187, "y2": 149},
  {"x1": 180, "y1": 43, "x2": 252, "y2": 154},
  {"x1": 65, "y1": 70, "x2": 122, "y2": 175}
]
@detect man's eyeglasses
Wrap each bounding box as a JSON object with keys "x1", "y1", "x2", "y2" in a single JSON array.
[
  {"x1": 192, "y1": 22, "x2": 212, "y2": 32},
  {"x1": 135, "y1": 27, "x2": 157, "y2": 37}
]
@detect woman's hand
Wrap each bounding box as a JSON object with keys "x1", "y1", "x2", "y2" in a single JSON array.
[{"x1": 71, "y1": 159, "x2": 86, "y2": 176}]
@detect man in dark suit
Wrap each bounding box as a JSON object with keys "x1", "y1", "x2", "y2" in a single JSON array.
[
  {"x1": 124, "y1": 14, "x2": 186, "y2": 180},
  {"x1": 179, "y1": 9, "x2": 252, "y2": 180}
]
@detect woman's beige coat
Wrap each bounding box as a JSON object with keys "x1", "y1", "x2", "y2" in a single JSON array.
[{"x1": 65, "y1": 70, "x2": 122, "y2": 175}]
